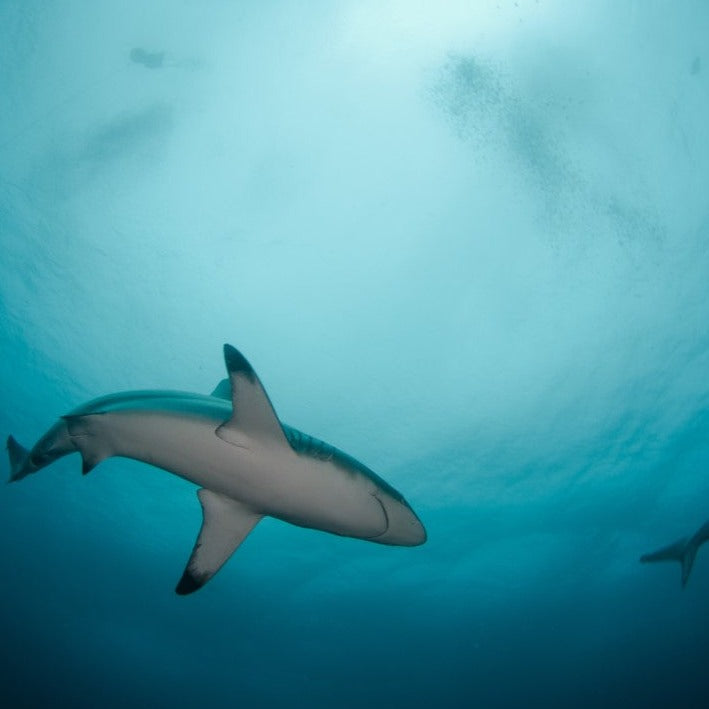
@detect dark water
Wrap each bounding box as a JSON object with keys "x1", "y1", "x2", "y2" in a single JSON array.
[{"x1": 2, "y1": 2, "x2": 709, "y2": 707}]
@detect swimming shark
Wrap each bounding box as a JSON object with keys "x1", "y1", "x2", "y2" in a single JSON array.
[
  {"x1": 6, "y1": 345, "x2": 426, "y2": 594},
  {"x1": 640, "y1": 519, "x2": 709, "y2": 587}
]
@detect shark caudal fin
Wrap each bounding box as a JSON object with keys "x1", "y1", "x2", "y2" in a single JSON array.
[
  {"x1": 640, "y1": 537, "x2": 698, "y2": 588},
  {"x1": 6, "y1": 435, "x2": 31, "y2": 482}
]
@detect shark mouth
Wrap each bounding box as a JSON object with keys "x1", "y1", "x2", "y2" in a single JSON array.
[{"x1": 366, "y1": 494, "x2": 391, "y2": 540}]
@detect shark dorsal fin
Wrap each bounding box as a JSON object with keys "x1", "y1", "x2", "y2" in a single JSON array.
[
  {"x1": 210, "y1": 378, "x2": 232, "y2": 401},
  {"x1": 176, "y1": 489, "x2": 262, "y2": 594},
  {"x1": 215, "y1": 344, "x2": 289, "y2": 447}
]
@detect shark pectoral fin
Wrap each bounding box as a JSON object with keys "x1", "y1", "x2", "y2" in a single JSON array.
[
  {"x1": 215, "y1": 344, "x2": 289, "y2": 448},
  {"x1": 176, "y1": 489, "x2": 262, "y2": 595}
]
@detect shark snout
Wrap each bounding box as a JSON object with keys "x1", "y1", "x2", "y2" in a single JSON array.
[{"x1": 373, "y1": 495, "x2": 427, "y2": 547}]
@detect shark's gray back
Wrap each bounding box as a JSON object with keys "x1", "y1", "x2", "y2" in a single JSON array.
[{"x1": 69, "y1": 389, "x2": 405, "y2": 502}]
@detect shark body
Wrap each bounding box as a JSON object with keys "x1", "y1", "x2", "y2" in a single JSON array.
[
  {"x1": 640, "y1": 519, "x2": 709, "y2": 587},
  {"x1": 6, "y1": 345, "x2": 426, "y2": 593}
]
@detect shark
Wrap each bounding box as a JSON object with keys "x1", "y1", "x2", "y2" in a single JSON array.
[
  {"x1": 6, "y1": 344, "x2": 426, "y2": 594},
  {"x1": 640, "y1": 519, "x2": 709, "y2": 587}
]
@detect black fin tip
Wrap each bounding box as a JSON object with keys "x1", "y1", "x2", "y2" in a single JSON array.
[
  {"x1": 223, "y1": 344, "x2": 255, "y2": 381},
  {"x1": 175, "y1": 569, "x2": 208, "y2": 596}
]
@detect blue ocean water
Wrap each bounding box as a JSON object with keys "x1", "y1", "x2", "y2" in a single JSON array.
[{"x1": 2, "y1": 1, "x2": 708, "y2": 707}]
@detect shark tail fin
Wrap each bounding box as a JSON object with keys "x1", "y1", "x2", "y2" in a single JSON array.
[
  {"x1": 640, "y1": 537, "x2": 697, "y2": 588},
  {"x1": 6, "y1": 435, "x2": 31, "y2": 483}
]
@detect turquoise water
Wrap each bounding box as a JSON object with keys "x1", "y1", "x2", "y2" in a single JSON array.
[{"x1": 2, "y1": 2, "x2": 709, "y2": 707}]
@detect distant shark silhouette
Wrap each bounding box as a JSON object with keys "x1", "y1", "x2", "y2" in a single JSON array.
[
  {"x1": 130, "y1": 48, "x2": 165, "y2": 69},
  {"x1": 640, "y1": 520, "x2": 709, "y2": 587},
  {"x1": 6, "y1": 345, "x2": 426, "y2": 594}
]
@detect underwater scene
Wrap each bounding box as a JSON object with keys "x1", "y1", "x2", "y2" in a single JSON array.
[{"x1": 1, "y1": 2, "x2": 708, "y2": 707}]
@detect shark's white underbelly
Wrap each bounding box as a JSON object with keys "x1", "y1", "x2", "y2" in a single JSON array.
[
  {"x1": 9, "y1": 344, "x2": 425, "y2": 595},
  {"x1": 77, "y1": 410, "x2": 388, "y2": 540}
]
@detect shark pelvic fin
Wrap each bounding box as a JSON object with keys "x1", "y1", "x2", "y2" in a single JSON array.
[
  {"x1": 62, "y1": 414, "x2": 110, "y2": 475},
  {"x1": 176, "y1": 488, "x2": 262, "y2": 595},
  {"x1": 80, "y1": 454, "x2": 100, "y2": 475},
  {"x1": 215, "y1": 344, "x2": 289, "y2": 448}
]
